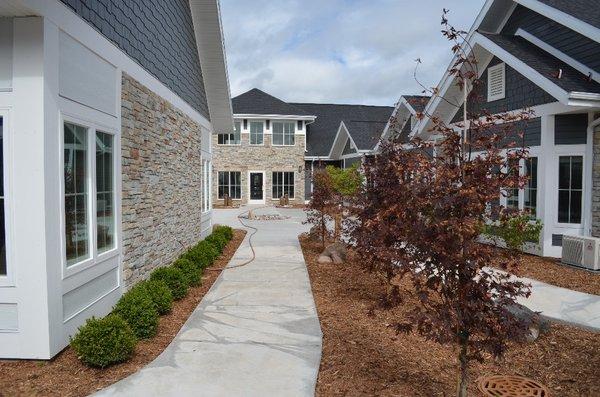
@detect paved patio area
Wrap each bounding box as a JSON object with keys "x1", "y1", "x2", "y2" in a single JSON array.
[{"x1": 96, "y1": 206, "x2": 321, "y2": 397}]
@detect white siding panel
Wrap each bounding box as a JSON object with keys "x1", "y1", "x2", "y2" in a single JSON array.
[
  {"x1": 0, "y1": 18, "x2": 13, "y2": 91},
  {"x1": 59, "y1": 31, "x2": 117, "y2": 116},
  {"x1": 0, "y1": 303, "x2": 18, "y2": 330},
  {"x1": 62, "y1": 267, "x2": 118, "y2": 321}
]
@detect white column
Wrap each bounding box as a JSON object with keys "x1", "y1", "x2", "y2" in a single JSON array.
[{"x1": 539, "y1": 115, "x2": 555, "y2": 256}]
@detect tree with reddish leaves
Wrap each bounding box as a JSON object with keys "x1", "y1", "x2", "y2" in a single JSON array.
[
  {"x1": 305, "y1": 168, "x2": 337, "y2": 249},
  {"x1": 346, "y1": 11, "x2": 541, "y2": 397}
]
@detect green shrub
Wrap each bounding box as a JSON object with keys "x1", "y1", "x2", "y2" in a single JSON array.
[
  {"x1": 184, "y1": 241, "x2": 219, "y2": 268},
  {"x1": 213, "y1": 225, "x2": 233, "y2": 241},
  {"x1": 113, "y1": 285, "x2": 159, "y2": 339},
  {"x1": 205, "y1": 233, "x2": 228, "y2": 253},
  {"x1": 173, "y1": 258, "x2": 202, "y2": 287},
  {"x1": 142, "y1": 279, "x2": 173, "y2": 315},
  {"x1": 150, "y1": 266, "x2": 188, "y2": 300},
  {"x1": 70, "y1": 314, "x2": 136, "y2": 368}
]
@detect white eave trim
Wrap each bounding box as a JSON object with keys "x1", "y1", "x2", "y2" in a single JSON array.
[
  {"x1": 328, "y1": 121, "x2": 360, "y2": 160},
  {"x1": 189, "y1": 0, "x2": 234, "y2": 134},
  {"x1": 515, "y1": 0, "x2": 600, "y2": 43},
  {"x1": 233, "y1": 113, "x2": 316, "y2": 121}
]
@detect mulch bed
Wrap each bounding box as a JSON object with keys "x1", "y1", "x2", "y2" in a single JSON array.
[
  {"x1": 508, "y1": 252, "x2": 600, "y2": 296},
  {"x1": 301, "y1": 235, "x2": 600, "y2": 396},
  {"x1": 0, "y1": 229, "x2": 246, "y2": 397}
]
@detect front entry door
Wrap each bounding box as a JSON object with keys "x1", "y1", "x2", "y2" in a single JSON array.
[{"x1": 249, "y1": 172, "x2": 264, "y2": 203}]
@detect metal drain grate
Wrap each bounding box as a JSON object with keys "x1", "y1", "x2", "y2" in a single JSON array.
[{"x1": 477, "y1": 375, "x2": 550, "y2": 397}]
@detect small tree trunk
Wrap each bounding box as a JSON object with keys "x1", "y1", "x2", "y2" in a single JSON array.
[
  {"x1": 456, "y1": 331, "x2": 469, "y2": 397},
  {"x1": 321, "y1": 216, "x2": 326, "y2": 249}
]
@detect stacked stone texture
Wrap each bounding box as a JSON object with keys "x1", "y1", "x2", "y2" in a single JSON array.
[
  {"x1": 212, "y1": 133, "x2": 306, "y2": 205},
  {"x1": 121, "y1": 73, "x2": 204, "y2": 287}
]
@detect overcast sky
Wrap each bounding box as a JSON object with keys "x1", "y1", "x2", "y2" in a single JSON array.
[{"x1": 220, "y1": 0, "x2": 485, "y2": 106}]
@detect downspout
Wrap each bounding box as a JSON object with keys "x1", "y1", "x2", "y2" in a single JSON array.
[{"x1": 585, "y1": 115, "x2": 600, "y2": 236}]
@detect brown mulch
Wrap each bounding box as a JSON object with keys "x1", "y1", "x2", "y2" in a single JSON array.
[
  {"x1": 301, "y1": 235, "x2": 600, "y2": 397},
  {"x1": 508, "y1": 252, "x2": 600, "y2": 296},
  {"x1": 0, "y1": 229, "x2": 246, "y2": 397}
]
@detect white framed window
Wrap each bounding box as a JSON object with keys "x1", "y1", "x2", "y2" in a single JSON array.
[
  {"x1": 558, "y1": 155, "x2": 583, "y2": 224},
  {"x1": 487, "y1": 62, "x2": 506, "y2": 102},
  {"x1": 218, "y1": 121, "x2": 241, "y2": 145},
  {"x1": 62, "y1": 117, "x2": 118, "y2": 272},
  {"x1": 524, "y1": 157, "x2": 538, "y2": 217},
  {"x1": 272, "y1": 171, "x2": 294, "y2": 199},
  {"x1": 506, "y1": 157, "x2": 519, "y2": 210},
  {"x1": 218, "y1": 171, "x2": 241, "y2": 199},
  {"x1": 0, "y1": 114, "x2": 9, "y2": 281},
  {"x1": 272, "y1": 121, "x2": 295, "y2": 146},
  {"x1": 250, "y1": 121, "x2": 264, "y2": 145}
]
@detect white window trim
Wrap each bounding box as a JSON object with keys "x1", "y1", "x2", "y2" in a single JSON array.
[
  {"x1": 272, "y1": 171, "x2": 296, "y2": 200},
  {"x1": 271, "y1": 121, "x2": 296, "y2": 147},
  {"x1": 555, "y1": 151, "x2": 585, "y2": 227},
  {"x1": 60, "y1": 113, "x2": 120, "y2": 280},
  {"x1": 217, "y1": 170, "x2": 242, "y2": 200},
  {"x1": 0, "y1": 108, "x2": 14, "y2": 287},
  {"x1": 249, "y1": 121, "x2": 265, "y2": 146},
  {"x1": 487, "y1": 62, "x2": 506, "y2": 102}
]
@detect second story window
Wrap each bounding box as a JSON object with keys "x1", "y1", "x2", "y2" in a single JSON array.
[
  {"x1": 250, "y1": 121, "x2": 264, "y2": 145},
  {"x1": 218, "y1": 121, "x2": 241, "y2": 145},
  {"x1": 272, "y1": 122, "x2": 295, "y2": 146}
]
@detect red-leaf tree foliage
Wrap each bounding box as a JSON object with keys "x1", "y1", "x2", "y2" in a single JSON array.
[
  {"x1": 346, "y1": 11, "x2": 538, "y2": 397},
  {"x1": 305, "y1": 168, "x2": 337, "y2": 248}
]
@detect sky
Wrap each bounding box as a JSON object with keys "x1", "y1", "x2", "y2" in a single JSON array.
[{"x1": 220, "y1": 0, "x2": 486, "y2": 107}]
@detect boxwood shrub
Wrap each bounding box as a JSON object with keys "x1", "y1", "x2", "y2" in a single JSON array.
[
  {"x1": 113, "y1": 285, "x2": 159, "y2": 339},
  {"x1": 213, "y1": 225, "x2": 233, "y2": 241},
  {"x1": 173, "y1": 258, "x2": 202, "y2": 287},
  {"x1": 205, "y1": 233, "x2": 228, "y2": 254},
  {"x1": 142, "y1": 279, "x2": 173, "y2": 315},
  {"x1": 150, "y1": 266, "x2": 188, "y2": 300},
  {"x1": 70, "y1": 314, "x2": 136, "y2": 368},
  {"x1": 184, "y1": 241, "x2": 218, "y2": 269}
]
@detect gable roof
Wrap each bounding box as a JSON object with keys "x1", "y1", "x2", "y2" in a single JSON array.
[
  {"x1": 344, "y1": 120, "x2": 390, "y2": 151},
  {"x1": 402, "y1": 95, "x2": 431, "y2": 114},
  {"x1": 232, "y1": 88, "x2": 311, "y2": 116},
  {"x1": 292, "y1": 103, "x2": 394, "y2": 157},
  {"x1": 536, "y1": 0, "x2": 600, "y2": 30}
]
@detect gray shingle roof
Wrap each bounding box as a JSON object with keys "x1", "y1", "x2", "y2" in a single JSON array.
[
  {"x1": 482, "y1": 33, "x2": 600, "y2": 94},
  {"x1": 402, "y1": 95, "x2": 430, "y2": 114},
  {"x1": 537, "y1": 0, "x2": 600, "y2": 29},
  {"x1": 232, "y1": 89, "x2": 311, "y2": 116},
  {"x1": 292, "y1": 103, "x2": 394, "y2": 156}
]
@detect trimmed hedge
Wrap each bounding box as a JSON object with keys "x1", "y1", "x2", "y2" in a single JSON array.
[
  {"x1": 143, "y1": 279, "x2": 173, "y2": 315},
  {"x1": 173, "y1": 258, "x2": 202, "y2": 287},
  {"x1": 113, "y1": 285, "x2": 159, "y2": 339},
  {"x1": 213, "y1": 225, "x2": 233, "y2": 241},
  {"x1": 150, "y1": 266, "x2": 188, "y2": 300},
  {"x1": 205, "y1": 233, "x2": 228, "y2": 254},
  {"x1": 70, "y1": 314, "x2": 136, "y2": 368},
  {"x1": 184, "y1": 241, "x2": 218, "y2": 269}
]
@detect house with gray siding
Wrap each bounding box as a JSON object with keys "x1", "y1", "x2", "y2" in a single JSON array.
[
  {"x1": 212, "y1": 88, "x2": 394, "y2": 204},
  {"x1": 409, "y1": 0, "x2": 600, "y2": 258},
  {"x1": 0, "y1": 0, "x2": 232, "y2": 359}
]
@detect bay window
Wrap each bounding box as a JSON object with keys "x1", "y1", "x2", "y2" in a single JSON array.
[
  {"x1": 272, "y1": 172, "x2": 294, "y2": 199},
  {"x1": 558, "y1": 155, "x2": 583, "y2": 224},
  {"x1": 218, "y1": 171, "x2": 241, "y2": 199},
  {"x1": 272, "y1": 122, "x2": 295, "y2": 146},
  {"x1": 63, "y1": 121, "x2": 116, "y2": 267},
  {"x1": 250, "y1": 121, "x2": 264, "y2": 145}
]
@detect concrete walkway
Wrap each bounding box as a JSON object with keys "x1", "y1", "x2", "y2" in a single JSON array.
[
  {"x1": 96, "y1": 206, "x2": 321, "y2": 397},
  {"x1": 517, "y1": 274, "x2": 600, "y2": 332}
]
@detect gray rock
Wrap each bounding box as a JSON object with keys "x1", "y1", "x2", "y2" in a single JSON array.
[{"x1": 317, "y1": 255, "x2": 332, "y2": 263}]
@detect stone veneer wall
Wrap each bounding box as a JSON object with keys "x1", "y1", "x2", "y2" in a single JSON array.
[
  {"x1": 121, "y1": 73, "x2": 204, "y2": 287},
  {"x1": 592, "y1": 126, "x2": 600, "y2": 237},
  {"x1": 212, "y1": 133, "x2": 306, "y2": 205}
]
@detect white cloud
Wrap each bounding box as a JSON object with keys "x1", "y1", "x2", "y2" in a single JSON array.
[{"x1": 221, "y1": 0, "x2": 485, "y2": 105}]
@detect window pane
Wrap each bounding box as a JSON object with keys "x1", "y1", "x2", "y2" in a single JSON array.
[
  {"x1": 558, "y1": 156, "x2": 570, "y2": 190},
  {"x1": 250, "y1": 122, "x2": 263, "y2": 145},
  {"x1": 234, "y1": 122, "x2": 241, "y2": 144},
  {"x1": 570, "y1": 190, "x2": 582, "y2": 223},
  {"x1": 64, "y1": 122, "x2": 89, "y2": 266},
  {"x1": 97, "y1": 131, "x2": 114, "y2": 253},
  {"x1": 571, "y1": 156, "x2": 583, "y2": 189},
  {"x1": 558, "y1": 190, "x2": 570, "y2": 223}
]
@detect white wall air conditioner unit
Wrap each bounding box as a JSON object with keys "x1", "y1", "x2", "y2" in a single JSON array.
[{"x1": 561, "y1": 235, "x2": 600, "y2": 271}]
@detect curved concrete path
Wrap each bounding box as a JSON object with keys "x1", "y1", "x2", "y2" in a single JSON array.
[{"x1": 96, "y1": 206, "x2": 321, "y2": 397}]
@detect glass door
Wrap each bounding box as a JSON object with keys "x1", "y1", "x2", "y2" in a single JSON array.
[{"x1": 249, "y1": 172, "x2": 264, "y2": 203}]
